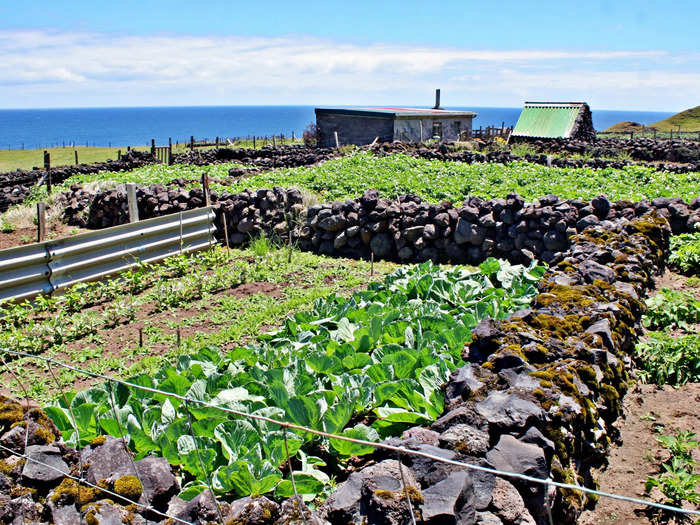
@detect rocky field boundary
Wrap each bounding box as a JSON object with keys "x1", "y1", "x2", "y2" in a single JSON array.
[
  {"x1": 0, "y1": 211, "x2": 672, "y2": 525},
  {"x1": 59, "y1": 181, "x2": 698, "y2": 266}
]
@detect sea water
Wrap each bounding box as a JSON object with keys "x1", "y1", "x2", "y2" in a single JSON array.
[{"x1": 0, "y1": 105, "x2": 674, "y2": 150}]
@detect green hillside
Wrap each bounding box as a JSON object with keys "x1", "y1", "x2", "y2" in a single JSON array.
[
  {"x1": 651, "y1": 105, "x2": 700, "y2": 131},
  {"x1": 604, "y1": 121, "x2": 647, "y2": 132}
]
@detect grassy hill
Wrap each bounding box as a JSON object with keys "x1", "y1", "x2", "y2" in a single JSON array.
[
  {"x1": 604, "y1": 105, "x2": 700, "y2": 134},
  {"x1": 604, "y1": 121, "x2": 647, "y2": 132},
  {"x1": 650, "y1": 105, "x2": 700, "y2": 132}
]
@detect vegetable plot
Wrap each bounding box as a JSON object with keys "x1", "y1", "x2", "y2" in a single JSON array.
[{"x1": 46, "y1": 259, "x2": 544, "y2": 503}]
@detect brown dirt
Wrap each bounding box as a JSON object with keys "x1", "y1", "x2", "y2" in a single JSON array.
[
  {"x1": 0, "y1": 223, "x2": 88, "y2": 250},
  {"x1": 578, "y1": 383, "x2": 700, "y2": 525},
  {"x1": 578, "y1": 269, "x2": 700, "y2": 524},
  {"x1": 0, "y1": 280, "x2": 284, "y2": 397}
]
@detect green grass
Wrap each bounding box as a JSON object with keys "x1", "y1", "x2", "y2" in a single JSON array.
[
  {"x1": 0, "y1": 139, "x2": 304, "y2": 172},
  {"x1": 651, "y1": 105, "x2": 700, "y2": 132},
  {"x1": 0, "y1": 145, "x2": 153, "y2": 172}
]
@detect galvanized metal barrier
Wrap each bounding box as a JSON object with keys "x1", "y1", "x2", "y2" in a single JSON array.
[{"x1": 0, "y1": 206, "x2": 216, "y2": 303}]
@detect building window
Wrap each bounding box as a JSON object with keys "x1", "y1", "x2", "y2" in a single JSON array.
[
  {"x1": 454, "y1": 121, "x2": 461, "y2": 134},
  {"x1": 432, "y1": 122, "x2": 442, "y2": 139}
]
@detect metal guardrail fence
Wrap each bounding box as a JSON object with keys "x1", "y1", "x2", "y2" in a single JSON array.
[{"x1": 0, "y1": 206, "x2": 217, "y2": 303}]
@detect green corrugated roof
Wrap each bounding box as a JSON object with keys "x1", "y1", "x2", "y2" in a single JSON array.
[{"x1": 511, "y1": 102, "x2": 584, "y2": 138}]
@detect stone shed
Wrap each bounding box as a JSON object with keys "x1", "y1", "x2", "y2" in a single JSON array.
[
  {"x1": 315, "y1": 107, "x2": 477, "y2": 147},
  {"x1": 511, "y1": 102, "x2": 595, "y2": 141}
]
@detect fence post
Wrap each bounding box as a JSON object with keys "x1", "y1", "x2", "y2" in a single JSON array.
[
  {"x1": 201, "y1": 173, "x2": 210, "y2": 206},
  {"x1": 117, "y1": 149, "x2": 121, "y2": 161},
  {"x1": 215, "y1": 136, "x2": 219, "y2": 147},
  {"x1": 253, "y1": 136, "x2": 256, "y2": 149},
  {"x1": 190, "y1": 136, "x2": 195, "y2": 151},
  {"x1": 74, "y1": 150, "x2": 79, "y2": 165},
  {"x1": 44, "y1": 151, "x2": 52, "y2": 194},
  {"x1": 151, "y1": 139, "x2": 156, "y2": 156},
  {"x1": 126, "y1": 183, "x2": 139, "y2": 223},
  {"x1": 334, "y1": 131, "x2": 340, "y2": 150},
  {"x1": 272, "y1": 135, "x2": 276, "y2": 148},
  {"x1": 37, "y1": 203, "x2": 46, "y2": 243}
]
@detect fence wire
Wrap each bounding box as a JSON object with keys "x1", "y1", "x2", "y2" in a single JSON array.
[{"x1": 1, "y1": 347, "x2": 699, "y2": 521}]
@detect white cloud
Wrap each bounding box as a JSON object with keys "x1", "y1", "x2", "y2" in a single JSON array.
[{"x1": 0, "y1": 29, "x2": 695, "y2": 110}]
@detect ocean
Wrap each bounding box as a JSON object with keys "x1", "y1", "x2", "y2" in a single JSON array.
[{"x1": 0, "y1": 105, "x2": 675, "y2": 150}]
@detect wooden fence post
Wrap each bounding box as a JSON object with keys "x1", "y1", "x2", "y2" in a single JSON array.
[
  {"x1": 201, "y1": 173, "x2": 210, "y2": 206},
  {"x1": 151, "y1": 139, "x2": 156, "y2": 156},
  {"x1": 168, "y1": 138, "x2": 173, "y2": 165},
  {"x1": 74, "y1": 150, "x2": 79, "y2": 165},
  {"x1": 334, "y1": 131, "x2": 340, "y2": 149},
  {"x1": 126, "y1": 183, "x2": 139, "y2": 223},
  {"x1": 253, "y1": 136, "x2": 256, "y2": 149},
  {"x1": 117, "y1": 149, "x2": 121, "y2": 161},
  {"x1": 43, "y1": 151, "x2": 52, "y2": 194},
  {"x1": 190, "y1": 136, "x2": 195, "y2": 151},
  {"x1": 37, "y1": 203, "x2": 46, "y2": 243},
  {"x1": 272, "y1": 136, "x2": 276, "y2": 148}
]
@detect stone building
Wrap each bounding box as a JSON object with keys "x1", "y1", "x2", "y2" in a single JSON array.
[{"x1": 314, "y1": 106, "x2": 477, "y2": 147}]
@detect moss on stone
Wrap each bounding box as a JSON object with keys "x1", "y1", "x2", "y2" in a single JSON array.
[
  {"x1": 0, "y1": 396, "x2": 25, "y2": 431},
  {"x1": 90, "y1": 435, "x2": 107, "y2": 447},
  {"x1": 114, "y1": 475, "x2": 143, "y2": 501},
  {"x1": 51, "y1": 478, "x2": 100, "y2": 506}
]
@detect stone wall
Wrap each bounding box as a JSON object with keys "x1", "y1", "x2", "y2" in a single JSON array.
[
  {"x1": 318, "y1": 213, "x2": 670, "y2": 525},
  {"x1": 0, "y1": 151, "x2": 154, "y2": 212},
  {"x1": 59, "y1": 182, "x2": 698, "y2": 268}
]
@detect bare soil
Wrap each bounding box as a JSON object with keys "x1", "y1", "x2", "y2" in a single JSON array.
[
  {"x1": 0, "y1": 222, "x2": 87, "y2": 250},
  {"x1": 578, "y1": 383, "x2": 700, "y2": 525},
  {"x1": 578, "y1": 269, "x2": 700, "y2": 524}
]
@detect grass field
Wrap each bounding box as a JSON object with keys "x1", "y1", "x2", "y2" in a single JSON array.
[
  {"x1": 604, "y1": 105, "x2": 700, "y2": 135},
  {"x1": 0, "y1": 137, "x2": 304, "y2": 172},
  {"x1": 651, "y1": 105, "x2": 700, "y2": 132}
]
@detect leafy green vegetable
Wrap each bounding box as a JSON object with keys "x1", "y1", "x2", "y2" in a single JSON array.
[
  {"x1": 635, "y1": 332, "x2": 700, "y2": 386},
  {"x1": 45, "y1": 258, "x2": 543, "y2": 502},
  {"x1": 642, "y1": 288, "x2": 700, "y2": 330},
  {"x1": 669, "y1": 231, "x2": 700, "y2": 274}
]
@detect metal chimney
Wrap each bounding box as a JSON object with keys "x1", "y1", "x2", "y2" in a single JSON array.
[{"x1": 433, "y1": 89, "x2": 441, "y2": 109}]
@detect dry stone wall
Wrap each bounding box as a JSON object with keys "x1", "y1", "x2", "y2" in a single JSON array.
[
  {"x1": 59, "y1": 182, "x2": 699, "y2": 267},
  {"x1": 371, "y1": 141, "x2": 700, "y2": 173},
  {"x1": 318, "y1": 213, "x2": 670, "y2": 525}
]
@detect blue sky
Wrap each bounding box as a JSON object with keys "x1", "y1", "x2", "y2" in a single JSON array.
[{"x1": 1, "y1": 0, "x2": 698, "y2": 110}]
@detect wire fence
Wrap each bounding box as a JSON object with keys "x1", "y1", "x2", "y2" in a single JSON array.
[{"x1": 1, "y1": 347, "x2": 699, "y2": 525}]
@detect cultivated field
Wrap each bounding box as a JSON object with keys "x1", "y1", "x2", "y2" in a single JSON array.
[{"x1": 0, "y1": 141, "x2": 698, "y2": 525}]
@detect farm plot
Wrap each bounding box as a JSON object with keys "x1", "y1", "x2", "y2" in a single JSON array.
[
  {"x1": 222, "y1": 152, "x2": 700, "y2": 203},
  {"x1": 16, "y1": 152, "x2": 700, "y2": 213},
  {"x1": 0, "y1": 243, "x2": 396, "y2": 402},
  {"x1": 33, "y1": 256, "x2": 544, "y2": 504}
]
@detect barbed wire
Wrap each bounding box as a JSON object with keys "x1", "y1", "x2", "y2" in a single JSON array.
[{"x1": 2, "y1": 347, "x2": 699, "y2": 519}]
